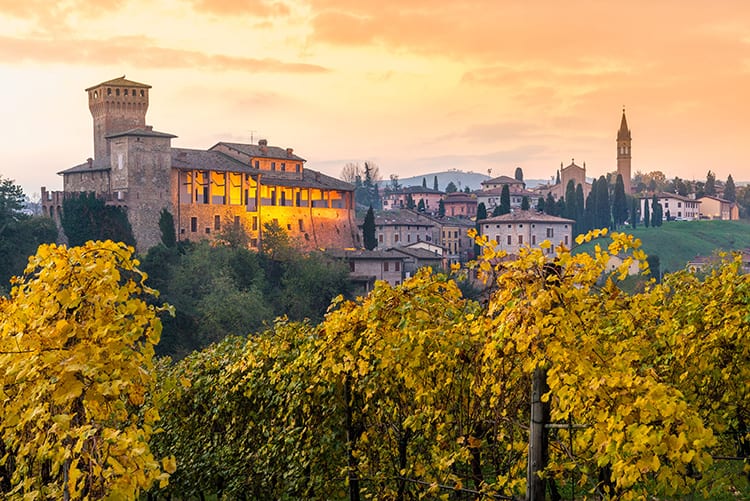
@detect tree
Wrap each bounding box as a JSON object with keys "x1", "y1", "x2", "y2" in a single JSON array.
[
  {"x1": 536, "y1": 197, "x2": 545, "y2": 213},
  {"x1": 575, "y1": 184, "x2": 585, "y2": 231},
  {"x1": 406, "y1": 193, "x2": 416, "y2": 210},
  {"x1": 417, "y1": 198, "x2": 426, "y2": 212},
  {"x1": 433, "y1": 176, "x2": 439, "y2": 191},
  {"x1": 514, "y1": 167, "x2": 524, "y2": 181},
  {"x1": 261, "y1": 220, "x2": 295, "y2": 261},
  {"x1": 474, "y1": 202, "x2": 487, "y2": 257},
  {"x1": 0, "y1": 176, "x2": 57, "y2": 288},
  {"x1": 388, "y1": 174, "x2": 402, "y2": 194},
  {"x1": 651, "y1": 195, "x2": 663, "y2": 227},
  {"x1": 521, "y1": 196, "x2": 530, "y2": 210},
  {"x1": 612, "y1": 174, "x2": 628, "y2": 228},
  {"x1": 595, "y1": 175, "x2": 611, "y2": 229},
  {"x1": 340, "y1": 162, "x2": 360, "y2": 184},
  {"x1": 499, "y1": 184, "x2": 511, "y2": 215},
  {"x1": 362, "y1": 206, "x2": 377, "y2": 250},
  {"x1": 0, "y1": 175, "x2": 25, "y2": 237},
  {"x1": 438, "y1": 199, "x2": 445, "y2": 217},
  {"x1": 545, "y1": 192, "x2": 556, "y2": 216},
  {"x1": 705, "y1": 170, "x2": 716, "y2": 196},
  {"x1": 564, "y1": 180, "x2": 577, "y2": 221},
  {"x1": 159, "y1": 208, "x2": 177, "y2": 248},
  {"x1": 555, "y1": 170, "x2": 560, "y2": 184},
  {"x1": 630, "y1": 197, "x2": 638, "y2": 229},
  {"x1": 643, "y1": 197, "x2": 650, "y2": 227},
  {"x1": 0, "y1": 240, "x2": 174, "y2": 499},
  {"x1": 724, "y1": 174, "x2": 736, "y2": 202},
  {"x1": 445, "y1": 181, "x2": 458, "y2": 193},
  {"x1": 61, "y1": 192, "x2": 135, "y2": 247},
  {"x1": 422, "y1": 177, "x2": 427, "y2": 188}
]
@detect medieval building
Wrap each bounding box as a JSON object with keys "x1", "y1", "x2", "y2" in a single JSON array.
[
  {"x1": 41, "y1": 76, "x2": 357, "y2": 252},
  {"x1": 617, "y1": 108, "x2": 632, "y2": 194}
]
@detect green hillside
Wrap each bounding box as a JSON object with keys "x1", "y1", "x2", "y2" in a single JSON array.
[{"x1": 574, "y1": 219, "x2": 750, "y2": 273}]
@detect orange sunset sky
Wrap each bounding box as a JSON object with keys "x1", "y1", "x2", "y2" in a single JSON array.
[{"x1": 2, "y1": 0, "x2": 749, "y2": 196}]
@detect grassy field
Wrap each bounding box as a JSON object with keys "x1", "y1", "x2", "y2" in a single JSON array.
[{"x1": 574, "y1": 219, "x2": 750, "y2": 273}]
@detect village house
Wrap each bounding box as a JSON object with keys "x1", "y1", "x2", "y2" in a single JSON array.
[
  {"x1": 442, "y1": 191, "x2": 477, "y2": 218},
  {"x1": 640, "y1": 193, "x2": 701, "y2": 221},
  {"x1": 697, "y1": 195, "x2": 739, "y2": 220},
  {"x1": 325, "y1": 248, "x2": 407, "y2": 289},
  {"x1": 478, "y1": 210, "x2": 574, "y2": 256},
  {"x1": 381, "y1": 186, "x2": 444, "y2": 212},
  {"x1": 41, "y1": 76, "x2": 357, "y2": 252}
]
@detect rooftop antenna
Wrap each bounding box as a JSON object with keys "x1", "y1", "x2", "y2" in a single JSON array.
[{"x1": 249, "y1": 130, "x2": 258, "y2": 144}]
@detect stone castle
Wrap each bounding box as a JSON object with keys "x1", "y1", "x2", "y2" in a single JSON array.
[{"x1": 42, "y1": 76, "x2": 357, "y2": 252}]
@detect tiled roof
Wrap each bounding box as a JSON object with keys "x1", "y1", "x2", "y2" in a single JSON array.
[
  {"x1": 443, "y1": 192, "x2": 476, "y2": 202},
  {"x1": 172, "y1": 148, "x2": 354, "y2": 192},
  {"x1": 172, "y1": 148, "x2": 250, "y2": 172},
  {"x1": 480, "y1": 209, "x2": 574, "y2": 224},
  {"x1": 641, "y1": 192, "x2": 701, "y2": 203},
  {"x1": 389, "y1": 247, "x2": 443, "y2": 260},
  {"x1": 697, "y1": 195, "x2": 733, "y2": 204},
  {"x1": 105, "y1": 128, "x2": 177, "y2": 139},
  {"x1": 58, "y1": 160, "x2": 110, "y2": 175},
  {"x1": 326, "y1": 249, "x2": 405, "y2": 260},
  {"x1": 212, "y1": 142, "x2": 306, "y2": 162},
  {"x1": 373, "y1": 210, "x2": 436, "y2": 226},
  {"x1": 482, "y1": 175, "x2": 523, "y2": 185},
  {"x1": 85, "y1": 76, "x2": 151, "y2": 91},
  {"x1": 390, "y1": 186, "x2": 443, "y2": 195}
]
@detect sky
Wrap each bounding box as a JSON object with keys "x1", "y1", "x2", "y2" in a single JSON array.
[{"x1": 2, "y1": 0, "x2": 749, "y2": 196}]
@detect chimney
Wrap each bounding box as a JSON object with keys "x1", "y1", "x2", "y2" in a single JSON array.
[
  {"x1": 145, "y1": 125, "x2": 153, "y2": 131},
  {"x1": 87, "y1": 158, "x2": 93, "y2": 168},
  {"x1": 286, "y1": 147, "x2": 293, "y2": 157},
  {"x1": 258, "y1": 139, "x2": 268, "y2": 146}
]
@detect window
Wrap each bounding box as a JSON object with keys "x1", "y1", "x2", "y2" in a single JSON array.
[
  {"x1": 407, "y1": 234, "x2": 411, "y2": 243},
  {"x1": 532, "y1": 235, "x2": 536, "y2": 245},
  {"x1": 395, "y1": 262, "x2": 401, "y2": 272},
  {"x1": 271, "y1": 162, "x2": 276, "y2": 171},
  {"x1": 349, "y1": 261, "x2": 355, "y2": 272},
  {"x1": 678, "y1": 202, "x2": 682, "y2": 208},
  {"x1": 107, "y1": 88, "x2": 112, "y2": 96},
  {"x1": 254, "y1": 160, "x2": 260, "y2": 168},
  {"x1": 281, "y1": 163, "x2": 286, "y2": 171},
  {"x1": 298, "y1": 219, "x2": 304, "y2": 231},
  {"x1": 124, "y1": 89, "x2": 128, "y2": 96},
  {"x1": 296, "y1": 163, "x2": 301, "y2": 172},
  {"x1": 384, "y1": 262, "x2": 389, "y2": 272},
  {"x1": 140, "y1": 90, "x2": 145, "y2": 97},
  {"x1": 507, "y1": 235, "x2": 512, "y2": 245},
  {"x1": 546, "y1": 228, "x2": 554, "y2": 238},
  {"x1": 190, "y1": 217, "x2": 197, "y2": 232},
  {"x1": 379, "y1": 235, "x2": 383, "y2": 243},
  {"x1": 252, "y1": 216, "x2": 258, "y2": 231},
  {"x1": 518, "y1": 235, "x2": 523, "y2": 244},
  {"x1": 116, "y1": 88, "x2": 120, "y2": 96},
  {"x1": 394, "y1": 234, "x2": 399, "y2": 243},
  {"x1": 565, "y1": 235, "x2": 569, "y2": 246},
  {"x1": 214, "y1": 215, "x2": 221, "y2": 230}
]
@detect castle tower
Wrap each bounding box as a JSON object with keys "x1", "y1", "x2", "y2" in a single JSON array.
[
  {"x1": 86, "y1": 76, "x2": 151, "y2": 164},
  {"x1": 617, "y1": 108, "x2": 632, "y2": 194}
]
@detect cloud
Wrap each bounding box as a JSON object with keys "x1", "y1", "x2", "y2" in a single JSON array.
[
  {"x1": 0, "y1": 0, "x2": 126, "y2": 33},
  {"x1": 0, "y1": 35, "x2": 329, "y2": 73},
  {"x1": 189, "y1": 0, "x2": 290, "y2": 16}
]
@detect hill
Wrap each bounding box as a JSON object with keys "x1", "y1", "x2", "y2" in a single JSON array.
[
  {"x1": 574, "y1": 219, "x2": 750, "y2": 273},
  {"x1": 386, "y1": 171, "x2": 552, "y2": 192}
]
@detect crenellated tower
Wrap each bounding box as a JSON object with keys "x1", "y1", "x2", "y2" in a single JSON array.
[
  {"x1": 86, "y1": 76, "x2": 151, "y2": 164},
  {"x1": 617, "y1": 108, "x2": 632, "y2": 194}
]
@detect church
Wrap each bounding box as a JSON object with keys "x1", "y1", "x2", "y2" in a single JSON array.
[
  {"x1": 41, "y1": 77, "x2": 358, "y2": 252},
  {"x1": 536, "y1": 109, "x2": 633, "y2": 200}
]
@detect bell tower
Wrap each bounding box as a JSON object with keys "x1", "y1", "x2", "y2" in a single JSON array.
[
  {"x1": 86, "y1": 76, "x2": 151, "y2": 164},
  {"x1": 617, "y1": 108, "x2": 632, "y2": 194}
]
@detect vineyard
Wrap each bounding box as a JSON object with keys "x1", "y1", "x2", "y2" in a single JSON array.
[{"x1": 1, "y1": 231, "x2": 749, "y2": 500}]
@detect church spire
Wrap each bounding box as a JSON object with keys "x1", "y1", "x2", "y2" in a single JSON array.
[{"x1": 618, "y1": 107, "x2": 631, "y2": 141}]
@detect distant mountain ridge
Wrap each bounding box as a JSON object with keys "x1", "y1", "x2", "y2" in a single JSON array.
[{"x1": 381, "y1": 170, "x2": 548, "y2": 192}]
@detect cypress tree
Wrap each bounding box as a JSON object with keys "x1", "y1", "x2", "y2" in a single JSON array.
[
  {"x1": 595, "y1": 175, "x2": 611, "y2": 229},
  {"x1": 630, "y1": 197, "x2": 638, "y2": 229},
  {"x1": 475, "y1": 202, "x2": 487, "y2": 257},
  {"x1": 725, "y1": 174, "x2": 736, "y2": 202},
  {"x1": 433, "y1": 176, "x2": 439, "y2": 191},
  {"x1": 612, "y1": 174, "x2": 628, "y2": 228},
  {"x1": 564, "y1": 180, "x2": 577, "y2": 220},
  {"x1": 362, "y1": 206, "x2": 377, "y2": 250},
  {"x1": 545, "y1": 192, "x2": 556, "y2": 215},
  {"x1": 417, "y1": 199, "x2": 426, "y2": 212},
  {"x1": 438, "y1": 199, "x2": 445, "y2": 217},
  {"x1": 643, "y1": 198, "x2": 650, "y2": 227},
  {"x1": 422, "y1": 178, "x2": 427, "y2": 188},
  {"x1": 575, "y1": 183, "x2": 585, "y2": 234},
  {"x1": 521, "y1": 196, "x2": 530, "y2": 210},
  {"x1": 500, "y1": 184, "x2": 511, "y2": 215},
  {"x1": 536, "y1": 197, "x2": 545, "y2": 213}
]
